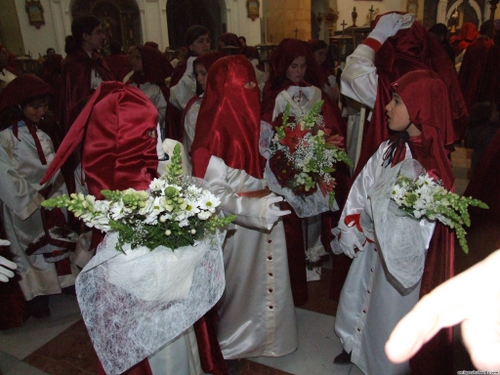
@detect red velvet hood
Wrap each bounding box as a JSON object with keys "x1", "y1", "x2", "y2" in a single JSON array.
[
  {"x1": 191, "y1": 55, "x2": 264, "y2": 179},
  {"x1": 42, "y1": 82, "x2": 159, "y2": 198}
]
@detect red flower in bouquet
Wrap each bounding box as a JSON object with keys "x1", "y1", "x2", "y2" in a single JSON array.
[
  {"x1": 267, "y1": 101, "x2": 351, "y2": 205},
  {"x1": 279, "y1": 122, "x2": 310, "y2": 153}
]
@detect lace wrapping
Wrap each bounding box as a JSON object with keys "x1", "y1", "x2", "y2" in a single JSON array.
[
  {"x1": 264, "y1": 160, "x2": 339, "y2": 218},
  {"x1": 75, "y1": 230, "x2": 226, "y2": 375},
  {"x1": 367, "y1": 159, "x2": 427, "y2": 294}
]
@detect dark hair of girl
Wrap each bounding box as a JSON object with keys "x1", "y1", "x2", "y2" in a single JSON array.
[
  {"x1": 184, "y1": 25, "x2": 210, "y2": 52},
  {"x1": 65, "y1": 15, "x2": 101, "y2": 54},
  {"x1": 0, "y1": 94, "x2": 52, "y2": 130}
]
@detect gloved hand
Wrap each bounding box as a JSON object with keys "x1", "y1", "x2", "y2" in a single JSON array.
[
  {"x1": 185, "y1": 56, "x2": 197, "y2": 77},
  {"x1": 337, "y1": 224, "x2": 364, "y2": 259},
  {"x1": 368, "y1": 13, "x2": 404, "y2": 45},
  {"x1": 0, "y1": 251, "x2": 17, "y2": 283},
  {"x1": 264, "y1": 195, "x2": 291, "y2": 226}
]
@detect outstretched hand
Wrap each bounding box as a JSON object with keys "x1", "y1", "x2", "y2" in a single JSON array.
[
  {"x1": 265, "y1": 195, "x2": 291, "y2": 225},
  {"x1": 385, "y1": 249, "x2": 500, "y2": 371}
]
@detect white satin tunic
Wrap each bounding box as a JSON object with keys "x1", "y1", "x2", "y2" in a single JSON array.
[
  {"x1": 203, "y1": 155, "x2": 298, "y2": 359},
  {"x1": 333, "y1": 141, "x2": 435, "y2": 375}
]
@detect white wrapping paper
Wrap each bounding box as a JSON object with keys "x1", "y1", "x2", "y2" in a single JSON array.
[
  {"x1": 264, "y1": 160, "x2": 339, "y2": 218},
  {"x1": 76, "y1": 230, "x2": 226, "y2": 375},
  {"x1": 367, "y1": 159, "x2": 430, "y2": 293}
]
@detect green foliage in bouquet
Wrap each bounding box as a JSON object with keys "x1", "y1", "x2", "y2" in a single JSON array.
[
  {"x1": 391, "y1": 173, "x2": 488, "y2": 254},
  {"x1": 43, "y1": 144, "x2": 235, "y2": 252}
]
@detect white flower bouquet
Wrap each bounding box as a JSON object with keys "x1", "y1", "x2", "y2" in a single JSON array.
[
  {"x1": 391, "y1": 171, "x2": 488, "y2": 254},
  {"x1": 42, "y1": 144, "x2": 234, "y2": 252},
  {"x1": 265, "y1": 101, "x2": 351, "y2": 217},
  {"x1": 41, "y1": 144, "x2": 231, "y2": 375}
]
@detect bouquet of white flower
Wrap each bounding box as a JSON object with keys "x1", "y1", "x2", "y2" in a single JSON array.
[
  {"x1": 43, "y1": 144, "x2": 234, "y2": 252},
  {"x1": 42, "y1": 144, "x2": 232, "y2": 375},
  {"x1": 391, "y1": 171, "x2": 488, "y2": 254}
]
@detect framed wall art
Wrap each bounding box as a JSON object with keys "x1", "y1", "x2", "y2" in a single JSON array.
[
  {"x1": 247, "y1": 0, "x2": 260, "y2": 21},
  {"x1": 26, "y1": 0, "x2": 45, "y2": 29}
]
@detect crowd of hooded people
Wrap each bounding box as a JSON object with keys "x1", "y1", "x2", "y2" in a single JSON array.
[{"x1": 1, "y1": 11, "x2": 500, "y2": 375}]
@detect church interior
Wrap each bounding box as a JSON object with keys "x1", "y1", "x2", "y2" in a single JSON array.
[{"x1": 1, "y1": 0, "x2": 500, "y2": 374}]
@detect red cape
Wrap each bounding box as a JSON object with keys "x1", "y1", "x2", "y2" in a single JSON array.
[{"x1": 61, "y1": 48, "x2": 114, "y2": 132}]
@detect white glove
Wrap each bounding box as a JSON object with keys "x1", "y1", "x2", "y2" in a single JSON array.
[
  {"x1": 0, "y1": 239, "x2": 10, "y2": 246},
  {"x1": 264, "y1": 195, "x2": 291, "y2": 226},
  {"x1": 0, "y1": 254, "x2": 17, "y2": 283},
  {"x1": 337, "y1": 223, "x2": 364, "y2": 259},
  {"x1": 369, "y1": 13, "x2": 404, "y2": 45},
  {"x1": 185, "y1": 56, "x2": 197, "y2": 77}
]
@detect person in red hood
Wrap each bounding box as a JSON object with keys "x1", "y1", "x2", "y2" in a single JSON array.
[
  {"x1": 61, "y1": 15, "x2": 113, "y2": 133},
  {"x1": 261, "y1": 38, "x2": 349, "y2": 307}
]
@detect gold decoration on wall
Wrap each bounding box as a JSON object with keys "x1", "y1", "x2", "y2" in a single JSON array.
[{"x1": 25, "y1": 0, "x2": 45, "y2": 29}]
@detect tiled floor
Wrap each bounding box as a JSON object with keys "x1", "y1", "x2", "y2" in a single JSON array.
[{"x1": 0, "y1": 145, "x2": 478, "y2": 375}]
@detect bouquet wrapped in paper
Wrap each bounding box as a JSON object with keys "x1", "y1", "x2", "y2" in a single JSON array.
[
  {"x1": 390, "y1": 161, "x2": 488, "y2": 254},
  {"x1": 42, "y1": 145, "x2": 233, "y2": 375},
  {"x1": 364, "y1": 159, "x2": 487, "y2": 293},
  {"x1": 262, "y1": 101, "x2": 351, "y2": 218}
]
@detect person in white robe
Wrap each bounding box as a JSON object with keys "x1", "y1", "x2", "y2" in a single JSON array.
[
  {"x1": 333, "y1": 67, "x2": 457, "y2": 374},
  {"x1": 0, "y1": 75, "x2": 79, "y2": 317},
  {"x1": 191, "y1": 55, "x2": 298, "y2": 360}
]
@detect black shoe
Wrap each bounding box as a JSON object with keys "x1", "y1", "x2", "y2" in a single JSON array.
[
  {"x1": 26, "y1": 295, "x2": 51, "y2": 318},
  {"x1": 334, "y1": 349, "x2": 351, "y2": 364},
  {"x1": 62, "y1": 285, "x2": 76, "y2": 296}
]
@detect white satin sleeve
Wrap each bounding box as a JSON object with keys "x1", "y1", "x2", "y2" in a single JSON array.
[
  {"x1": 170, "y1": 58, "x2": 197, "y2": 110},
  {"x1": 341, "y1": 142, "x2": 387, "y2": 224},
  {"x1": 332, "y1": 143, "x2": 389, "y2": 254},
  {"x1": 0, "y1": 130, "x2": 45, "y2": 220},
  {"x1": 340, "y1": 44, "x2": 379, "y2": 109},
  {"x1": 203, "y1": 156, "x2": 279, "y2": 231}
]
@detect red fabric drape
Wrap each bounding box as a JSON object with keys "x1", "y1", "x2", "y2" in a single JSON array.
[
  {"x1": 450, "y1": 22, "x2": 478, "y2": 56},
  {"x1": 61, "y1": 48, "x2": 114, "y2": 132},
  {"x1": 390, "y1": 70, "x2": 456, "y2": 375},
  {"x1": 353, "y1": 19, "x2": 467, "y2": 179},
  {"x1": 104, "y1": 53, "x2": 131, "y2": 82},
  {"x1": 191, "y1": 56, "x2": 264, "y2": 179}
]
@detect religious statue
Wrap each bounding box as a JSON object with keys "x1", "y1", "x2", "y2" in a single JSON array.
[{"x1": 352, "y1": 7, "x2": 358, "y2": 27}]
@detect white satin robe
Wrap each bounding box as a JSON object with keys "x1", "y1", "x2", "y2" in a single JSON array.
[
  {"x1": 333, "y1": 141, "x2": 435, "y2": 375},
  {"x1": 203, "y1": 156, "x2": 298, "y2": 359},
  {"x1": 0, "y1": 123, "x2": 78, "y2": 300}
]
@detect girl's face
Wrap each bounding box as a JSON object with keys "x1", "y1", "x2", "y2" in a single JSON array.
[
  {"x1": 386, "y1": 93, "x2": 411, "y2": 132},
  {"x1": 194, "y1": 63, "x2": 208, "y2": 92},
  {"x1": 128, "y1": 48, "x2": 143, "y2": 72},
  {"x1": 313, "y1": 48, "x2": 327, "y2": 66},
  {"x1": 286, "y1": 56, "x2": 307, "y2": 84},
  {"x1": 189, "y1": 34, "x2": 211, "y2": 56},
  {"x1": 23, "y1": 98, "x2": 49, "y2": 123}
]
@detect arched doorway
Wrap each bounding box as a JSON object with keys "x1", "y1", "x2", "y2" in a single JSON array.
[
  {"x1": 72, "y1": 0, "x2": 141, "y2": 52},
  {"x1": 166, "y1": 0, "x2": 223, "y2": 50}
]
